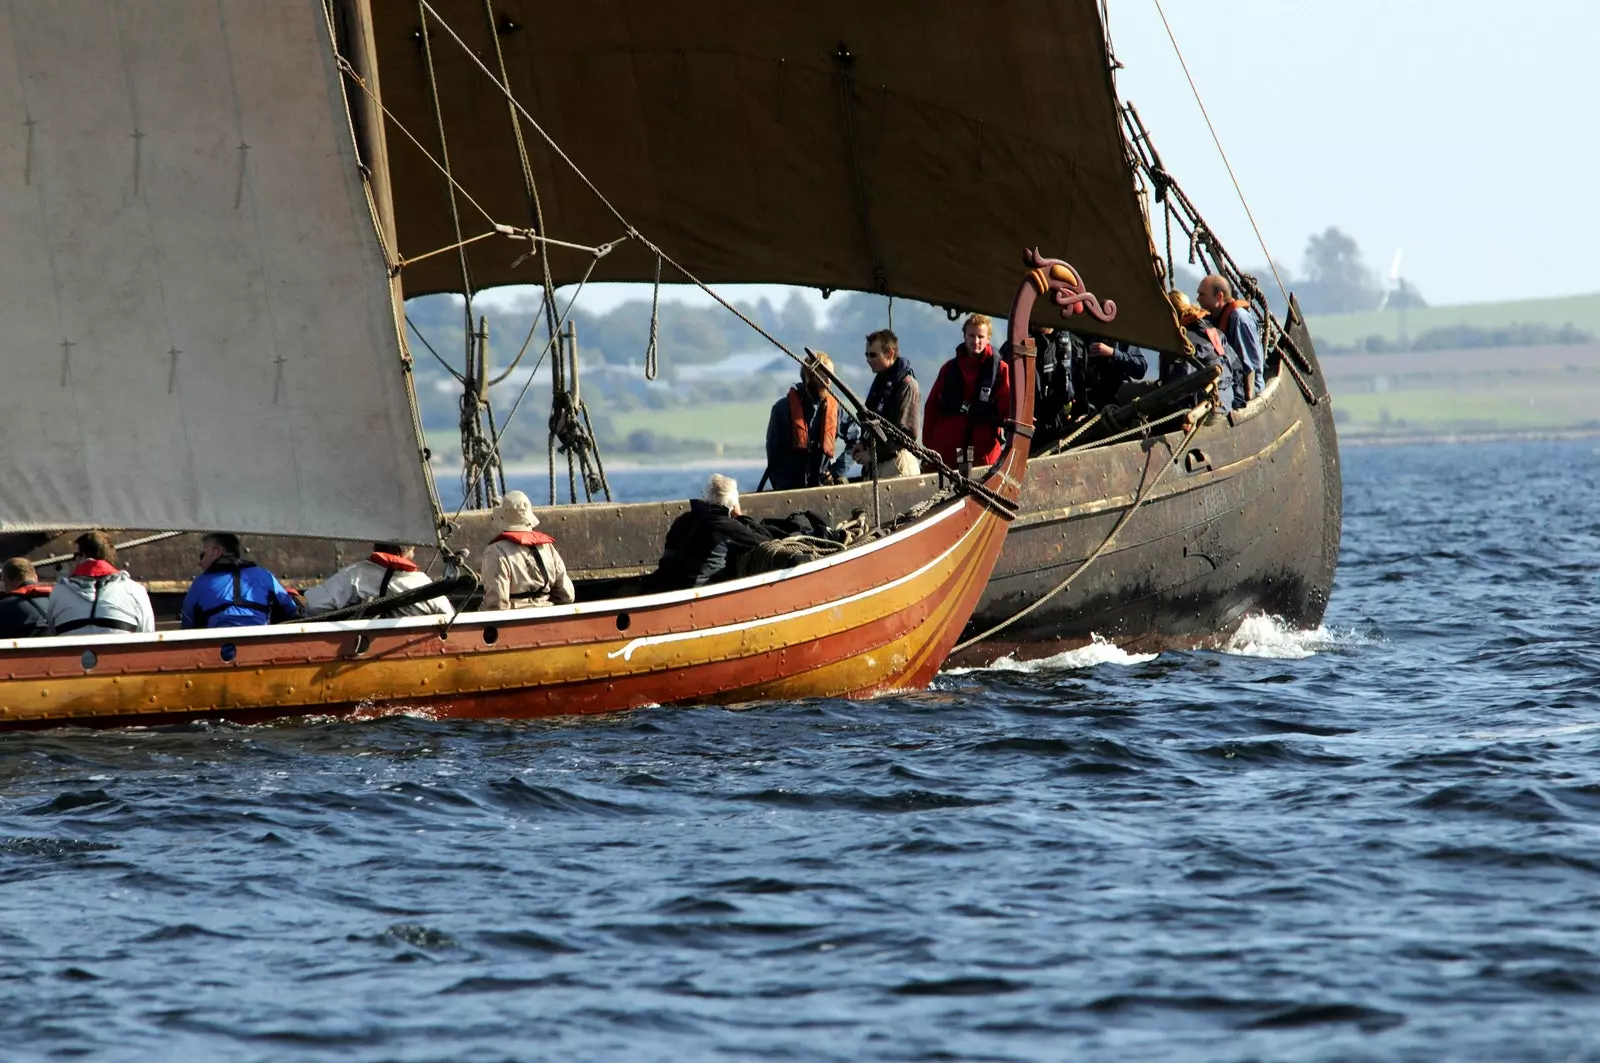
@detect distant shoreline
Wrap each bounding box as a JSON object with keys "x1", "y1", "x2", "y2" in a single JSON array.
[{"x1": 1339, "y1": 427, "x2": 1600, "y2": 448}]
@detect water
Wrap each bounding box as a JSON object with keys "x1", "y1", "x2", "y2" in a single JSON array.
[{"x1": 3, "y1": 440, "x2": 1599, "y2": 1061}]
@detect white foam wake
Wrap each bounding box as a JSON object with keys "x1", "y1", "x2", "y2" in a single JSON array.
[
  {"x1": 1221, "y1": 614, "x2": 1340, "y2": 660},
  {"x1": 949, "y1": 635, "x2": 1158, "y2": 675}
]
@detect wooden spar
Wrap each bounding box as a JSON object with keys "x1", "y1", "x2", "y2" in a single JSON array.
[{"x1": 0, "y1": 253, "x2": 1111, "y2": 730}]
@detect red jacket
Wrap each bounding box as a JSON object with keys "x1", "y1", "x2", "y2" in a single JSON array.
[{"x1": 922, "y1": 344, "x2": 1013, "y2": 467}]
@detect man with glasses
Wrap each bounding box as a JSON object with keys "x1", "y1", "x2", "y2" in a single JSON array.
[
  {"x1": 853, "y1": 329, "x2": 921, "y2": 480},
  {"x1": 180, "y1": 532, "x2": 301, "y2": 629}
]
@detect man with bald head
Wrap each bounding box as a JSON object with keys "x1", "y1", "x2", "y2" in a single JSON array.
[{"x1": 1197, "y1": 274, "x2": 1262, "y2": 409}]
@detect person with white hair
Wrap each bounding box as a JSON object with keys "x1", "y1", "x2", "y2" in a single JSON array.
[
  {"x1": 477, "y1": 491, "x2": 575, "y2": 610},
  {"x1": 653, "y1": 474, "x2": 776, "y2": 590}
]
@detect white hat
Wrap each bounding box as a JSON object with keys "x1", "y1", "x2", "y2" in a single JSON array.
[{"x1": 495, "y1": 490, "x2": 540, "y2": 531}]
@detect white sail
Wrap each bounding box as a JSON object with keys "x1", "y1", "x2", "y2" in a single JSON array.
[{"x1": 0, "y1": 0, "x2": 437, "y2": 543}]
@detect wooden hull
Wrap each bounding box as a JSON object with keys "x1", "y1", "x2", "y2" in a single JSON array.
[
  {"x1": 0, "y1": 491, "x2": 1012, "y2": 730},
  {"x1": 12, "y1": 346, "x2": 1339, "y2": 671}
]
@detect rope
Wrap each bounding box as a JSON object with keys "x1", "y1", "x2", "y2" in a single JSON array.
[
  {"x1": 333, "y1": 56, "x2": 497, "y2": 229},
  {"x1": 479, "y1": 0, "x2": 562, "y2": 355},
  {"x1": 953, "y1": 416, "x2": 1205, "y2": 652},
  {"x1": 644, "y1": 251, "x2": 661, "y2": 380},
  {"x1": 36, "y1": 530, "x2": 186, "y2": 568},
  {"x1": 1151, "y1": 0, "x2": 1290, "y2": 310},
  {"x1": 448, "y1": 235, "x2": 617, "y2": 523},
  {"x1": 413, "y1": 2, "x2": 1013, "y2": 513},
  {"x1": 406, "y1": 316, "x2": 466, "y2": 383}
]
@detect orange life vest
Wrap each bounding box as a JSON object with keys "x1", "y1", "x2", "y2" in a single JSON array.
[{"x1": 787, "y1": 387, "x2": 837, "y2": 456}]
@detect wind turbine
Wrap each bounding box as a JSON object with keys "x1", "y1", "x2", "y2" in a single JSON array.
[
  {"x1": 1377, "y1": 248, "x2": 1409, "y2": 350},
  {"x1": 1376, "y1": 248, "x2": 1404, "y2": 311}
]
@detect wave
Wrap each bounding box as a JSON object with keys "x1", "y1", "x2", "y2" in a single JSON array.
[
  {"x1": 949, "y1": 635, "x2": 1158, "y2": 675},
  {"x1": 1220, "y1": 614, "x2": 1376, "y2": 660}
]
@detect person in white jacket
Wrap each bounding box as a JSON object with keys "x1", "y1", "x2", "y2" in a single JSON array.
[
  {"x1": 48, "y1": 531, "x2": 155, "y2": 636},
  {"x1": 299, "y1": 542, "x2": 454, "y2": 618},
  {"x1": 478, "y1": 492, "x2": 575, "y2": 610}
]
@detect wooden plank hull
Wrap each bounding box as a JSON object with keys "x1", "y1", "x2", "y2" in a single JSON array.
[{"x1": 0, "y1": 492, "x2": 1011, "y2": 730}]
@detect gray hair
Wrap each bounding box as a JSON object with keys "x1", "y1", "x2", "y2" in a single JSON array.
[{"x1": 703, "y1": 473, "x2": 739, "y2": 511}]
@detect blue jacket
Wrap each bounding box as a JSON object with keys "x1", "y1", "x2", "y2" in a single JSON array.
[{"x1": 181, "y1": 558, "x2": 300, "y2": 629}]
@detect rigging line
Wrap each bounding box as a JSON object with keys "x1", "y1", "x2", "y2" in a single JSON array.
[
  {"x1": 449, "y1": 244, "x2": 611, "y2": 522},
  {"x1": 418, "y1": 0, "x2": 631, "y2": 232},
  {"x1": 1150, "y1": 0, "x2": 1289, "y2": 309},
  {"x1": 335, "y1": 56, "x2": 497, "y2": 230},
  {"x1": 953, "y1": 415, "x2": 1206, "y2": 652},
  {"x1": 413, "y1": 1, "x2": 1002, "y2": 508},
  {"x1": 406, "y1": 315, "x2": 466, "y2": 383},
  {"x1": 36, "y1": 530, "x2": 185, "y2": 568},
  {"x1": 416, "y1": 3, "x2": 478, "y2": 334},
  {"x1": 479, "y1": 0, "x2": 561, "y2": 347},
  {"x1": 395, "y1": 229, "x2": 498, "y2": 272}
]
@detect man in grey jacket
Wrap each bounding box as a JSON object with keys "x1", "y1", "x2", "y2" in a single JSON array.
[{"x1": 47, "y1": 531, "x2": 155, "y2": 636}]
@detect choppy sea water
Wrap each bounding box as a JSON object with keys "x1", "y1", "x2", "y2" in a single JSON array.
[{"x1": 3, "y1": 441, "x2": 1599, "y2": 1062}]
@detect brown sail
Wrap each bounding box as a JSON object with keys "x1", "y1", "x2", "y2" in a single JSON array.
[{"x1": 366, "y1": 0, "x2": 1185, "y2": 352}]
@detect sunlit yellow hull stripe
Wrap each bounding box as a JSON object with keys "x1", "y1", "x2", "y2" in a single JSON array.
[{"x1": 0, "y1": 506, "x2": 1003, "y2": 724}]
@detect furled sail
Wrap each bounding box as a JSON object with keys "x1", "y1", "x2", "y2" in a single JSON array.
[
  {"x1": 368, "y1": 1, "x2": 1184, "y2": 352},
  {"x1": 0, "y1": 0, "x2": 438, "y2": 543}
]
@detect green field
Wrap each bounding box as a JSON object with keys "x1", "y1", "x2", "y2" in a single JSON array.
[{"x1": 1307, "y1": 292, "x2": 1600, "y2": 349}]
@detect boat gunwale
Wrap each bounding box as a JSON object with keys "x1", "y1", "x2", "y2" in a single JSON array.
[{"x1": 0, "y1": 484, "x2": 974, "y2": 654}]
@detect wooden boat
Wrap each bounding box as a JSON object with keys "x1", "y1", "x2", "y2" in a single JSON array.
[
  {"x1": 0, "y1": 2, "x2": 1342, "y2": 695},
  {"x1": 0, "y1": 254, "x2": 1092, "y2": 729}
]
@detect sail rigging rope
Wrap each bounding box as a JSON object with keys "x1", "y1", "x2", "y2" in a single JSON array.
[
  {"x1": 479, "y1": 0, "x2": 563, "y2": 358},
  {"x1": 447, "y1": 239, "x2": 618, "y2": 523},
  {"x1": 952, "y1": 415, "x2": 1206, "y2": 653},
  {"x1": 413, "y1": 1, "x2": 1013, "y2": 516},
  {"x1": 334, "y1": 56, "x2": 496, "y2": 230},
  {"x1": 1150, "y1": 0, "x2": 1290, "y2": 311}
]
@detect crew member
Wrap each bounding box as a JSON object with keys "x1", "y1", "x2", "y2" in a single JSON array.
[
  {"x1": 1165, "y1": 291, "x2": 1236, "y2": 413},
  {"x1": 765, "y1": 351, "x2": 846, "y2": 490},
  {"x1": 922, "y1": 313, "x2": 1013, "y2": 469},
  {"x1": 1197, "y1": 273, "x2": 1262, "y2": 408},
  {"x1": 180, "y1": 533, "x2": 300, "y2": 629},
  {"x1": 300, "y1": 542, "x2": 454, "y2": 618},
  {"x1": 1074, "y1": 334, "x2": 1150, "y2": 413},
  {"x1": 0, "y1": 557, "x2": 52, "y2": 639},
  {"x1": 654, "y1": 474, "x2": 776, "y2": 590},
  {"x1": 853, "y1": 329, "x2": 922, "y2": 479},
  {"x1": 1032, "y1": 326, "x2": 1073, "y2": 437},
  {"x1": 48, "y1": 531, "x2": 156, "y2": 636},
  {"x1": 479, "y1": 490, "x2": 575, "y2": 609}
]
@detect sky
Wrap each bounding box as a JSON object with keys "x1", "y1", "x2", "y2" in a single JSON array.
[{"x1": 479, "y1": 0, "x2": 1600, "y2": 321}]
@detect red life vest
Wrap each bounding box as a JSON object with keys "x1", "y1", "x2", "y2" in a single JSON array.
[
  {"x1": 787, "y1": 387, "x2": 838, "y2": 456},
  {"x1": 493, "y1": 530, "x2": 556, "y2": 548},
  {"x1": 71, "y1": 560, "x2": 120, "y2": 578},
  {"x1": 5, "y1": 582, "x2": 51, "y2": 599},
  {"x1": 368, "y1": 552, "x2": 419, "y2": 571}
]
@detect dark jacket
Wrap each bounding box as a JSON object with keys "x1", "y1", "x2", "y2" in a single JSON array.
[
  {"x1": 0, "y1": 584, "x2": 52, "y2": 639},
  {"x1": 862, "y1": 357, "x2": 920, "y2": 463},
  {"x1": 1165, "y1": 322, "x2": 1236, "y2": 408},
  {"x1": 765, "y1": 385, "x2": 844, "y2": 490},
  {"x1": 655, "y1": 500, "x2": 778, "y2": 590},
  {"x1": 1073, "y1": 335, "x2": 1149, "y2": 412},
  {"x1": 180, "y1": 557, "x2": 300, "y2": 629},
  {"x1": 1033, "y1": 330, "x2": 1073, "y2": 432}
]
